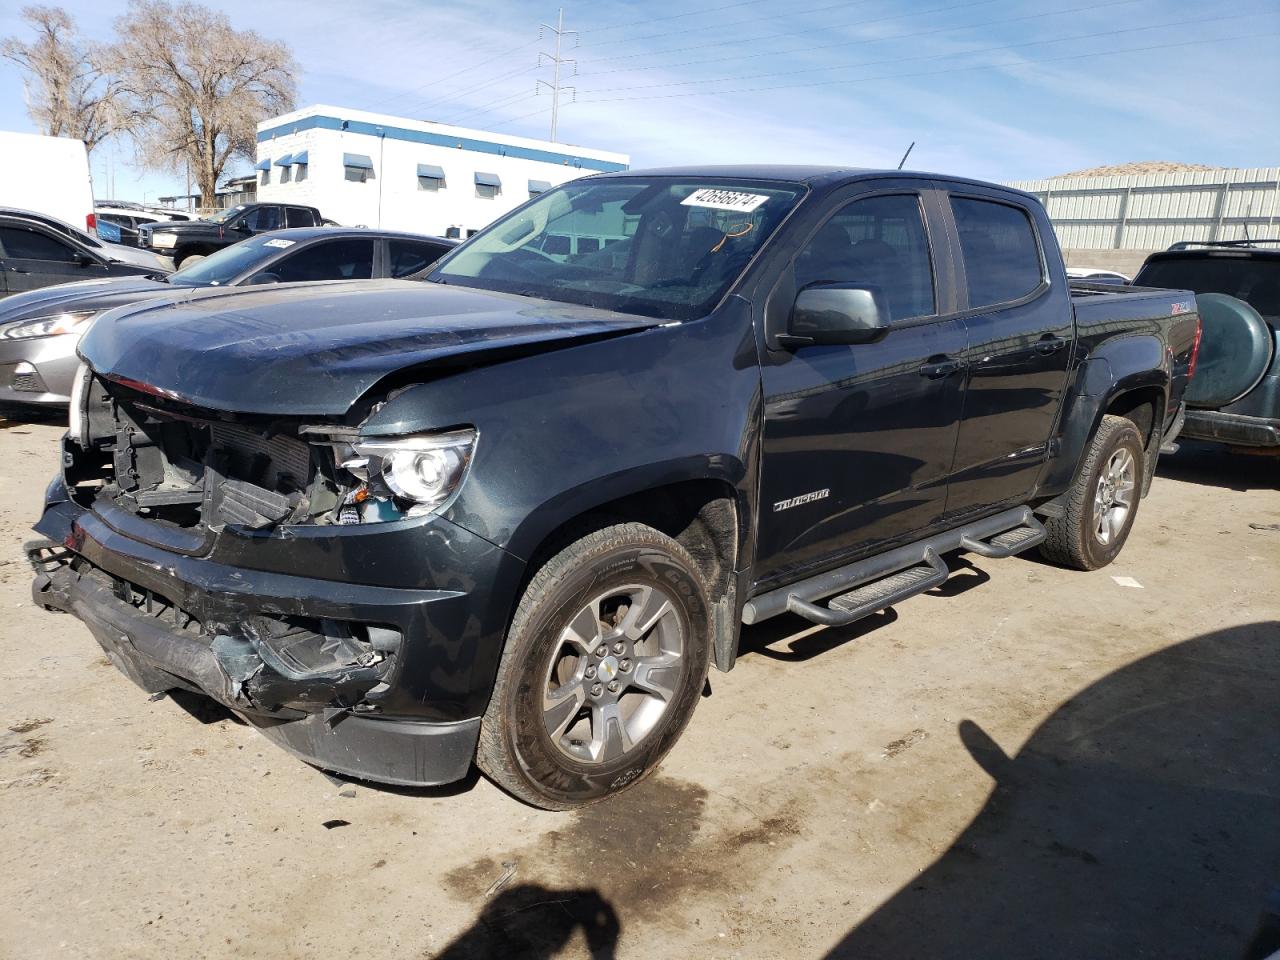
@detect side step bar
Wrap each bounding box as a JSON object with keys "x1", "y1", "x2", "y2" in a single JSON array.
[{"x1": 742, "y1": 506, "x2": 1046, "y2": 627}]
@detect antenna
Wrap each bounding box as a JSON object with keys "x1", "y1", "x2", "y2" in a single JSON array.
[
  {"x1": 897, "y1": 142, "x2": 915, "y2": 170},
  {"x1": 537, "y1": 9, "x2": 578, "y2": 142}
]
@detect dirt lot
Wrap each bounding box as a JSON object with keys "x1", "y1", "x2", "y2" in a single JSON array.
[{"x1": 0, "y1": 408, "x2": 1276, "y2": 960}]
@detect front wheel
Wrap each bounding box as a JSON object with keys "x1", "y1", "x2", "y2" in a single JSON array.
[
  {"x1": 476, "y1": 523, "x2": 711, "y2": 809},
  {"x1": 1040, "y1": 414, "x2": 1146, "y2": 570}
]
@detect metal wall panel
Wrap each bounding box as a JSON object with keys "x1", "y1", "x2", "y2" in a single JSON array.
[{"x1": 1006, "y1": 168, "x2": 1280, "y2": 250}]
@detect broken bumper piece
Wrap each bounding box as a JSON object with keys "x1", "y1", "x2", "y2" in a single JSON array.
[{"x1": 27, "y1": 531, "x2": 481, "y2": 788}]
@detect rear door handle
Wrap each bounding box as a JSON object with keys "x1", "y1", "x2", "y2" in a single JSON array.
[
  {"x1": 1035, "y1": 336, "x2": 1068, "y2": 355},
  {"x1": 919, "y1": 356, "x2": 967, "y2": 379}
]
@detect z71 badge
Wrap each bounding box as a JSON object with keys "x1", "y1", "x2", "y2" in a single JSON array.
[{"x1": 774, "y1": 489, "x2": 830, "y2": 512}]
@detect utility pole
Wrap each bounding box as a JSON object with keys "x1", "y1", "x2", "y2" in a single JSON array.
[{"x1": 537, "y1": 9, "x2": 577, "y2": 142}]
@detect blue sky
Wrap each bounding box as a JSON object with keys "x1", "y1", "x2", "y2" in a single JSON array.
[{"x1": 2, "y1": 0, "x2": 1277, "y2": 203}]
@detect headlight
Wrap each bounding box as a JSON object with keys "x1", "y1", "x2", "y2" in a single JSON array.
[
  {"x1": 335, "y1": 428, "x2": 476, "y2": 520},
  {"x1": 1, "y1": 310, "x2": 97, "y2": 340}
]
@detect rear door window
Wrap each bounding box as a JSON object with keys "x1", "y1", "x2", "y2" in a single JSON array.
[
  {"x1": 388, "y1": 239, "x2": 452, "y2": 277},
  {"x1": 950, "y1": 196, "x2": 1044, "y2": 308},
  {"x1": 0, "y1": 226, "x2": 80, "y2": 262},
  {"x1": 285, "y1": 207, "x2": 315, "y2": 228},
  {"x1": 267, "y1": 238, "x2": 375, "y2": 282}
]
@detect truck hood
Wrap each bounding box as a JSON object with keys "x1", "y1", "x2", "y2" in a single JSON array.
[
  {"x1": 78, "y1": 279, "x2": 660, "y2": 416},
  {"x1": 0, "y1": 276, "x2": 174, "y2": 326}
]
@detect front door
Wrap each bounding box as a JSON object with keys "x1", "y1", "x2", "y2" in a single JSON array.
[
  {"x1": 755, "y1": 188, "x2": 969, "y2": 586},
  {"x1": 0, "y1": 224, "x2": 92, "y2": 294},
  {"x1": 943, "y1": 191, "x2": 1073, "y2": 517}
]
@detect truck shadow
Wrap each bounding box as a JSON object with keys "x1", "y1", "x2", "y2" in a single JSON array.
[
  {"x1": 1156, "y1": 440, "x2": 1280, "y2": 492},
  {"x1": 822, "y1": 620, "x2": 1280, "y2": 960},
  {"x1": 737, "y1": 608, "x2": 899, "y2": 662}
]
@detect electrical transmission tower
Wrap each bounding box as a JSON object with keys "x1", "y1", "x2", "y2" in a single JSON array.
[{"x1": 536, "y1": 9, "x2": 577, "y2": 142}]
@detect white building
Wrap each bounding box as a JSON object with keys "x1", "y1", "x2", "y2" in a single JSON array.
[{"x1": 254, "y1": 104, "x2": 629, "y2": 238}]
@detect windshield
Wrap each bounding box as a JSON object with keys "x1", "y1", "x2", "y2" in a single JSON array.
[
  {"x1": 205, "y1": 205, "x2": 246, "y2": 225},
  {"x1": 1137, "y1": 256, "x2": 1280, "y2": 318},
  {"x1": 168, "y1": 234, "x2": 279, "y2": 286},
  {"x1": 430, "y1": 177, "x2": 805, "y2": 320}
]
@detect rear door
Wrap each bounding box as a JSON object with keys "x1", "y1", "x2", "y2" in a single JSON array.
[
  {"x1": 943, "y1": 190, "x2": 1073, "y2": 518},
  {"x1": 0, "y1": 223, "x2": 97, "y2": 294},
  {"x1": 754, "y1": 183, "x2": 969, "y2": 584}
]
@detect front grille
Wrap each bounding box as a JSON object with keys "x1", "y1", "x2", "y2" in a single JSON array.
[{"x1": 12, "y1": 372, "x2": 43, "y2": 392}]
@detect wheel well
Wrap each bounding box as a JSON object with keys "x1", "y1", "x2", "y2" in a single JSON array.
[
  {"x1": 1106, "y1": 387, "x2": 1163, "y2": 445},
  {"x1": 523, "y1": 480, "x2": 740, "y2": 605}
]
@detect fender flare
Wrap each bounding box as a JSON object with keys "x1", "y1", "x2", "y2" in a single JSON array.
[{"x1": 1042, "y1": 336, "x2": 1170, "y2": 495}]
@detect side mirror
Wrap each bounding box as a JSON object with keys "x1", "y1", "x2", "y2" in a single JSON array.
[
  {"x1": 783, "y1": 283, "x2": 890, "y2": 347},
  {"x1": 75, "y1": 252, "x2": 95, "y2": 268}
]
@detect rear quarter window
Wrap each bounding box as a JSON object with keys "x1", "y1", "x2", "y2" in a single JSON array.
[{"x1": 951, "y1": 196, "x2": 1045, "y2": 308}]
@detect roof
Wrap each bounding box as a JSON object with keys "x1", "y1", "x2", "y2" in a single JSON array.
[
  {"x1": 1055, "y1": 161, "x2": 1224, "y2": 178},
  {"x1": 259, "y1": 226, "x2": 457, "y2": 244},
  {"x1": 599, "y1": 165, "x2": 1038, "y2": 198}
]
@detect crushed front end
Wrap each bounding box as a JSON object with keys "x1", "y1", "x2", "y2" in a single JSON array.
[{"x1": 29, "y1": 369, "x2": 523, "y2": 786}]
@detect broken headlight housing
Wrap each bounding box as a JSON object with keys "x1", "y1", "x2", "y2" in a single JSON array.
[{"x1": 334, "y1": 428, "x2": 476, "y2": 523}]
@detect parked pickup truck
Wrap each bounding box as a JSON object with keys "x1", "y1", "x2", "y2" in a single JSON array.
[
  {"x1": 28, "y1": 167, "x2": 1200, "y2": 808},
  {"x1": 138, "y1": 202, "x2": 324, "y2": 267},
  {"x1": 1133, "y1": 240, "x2": 1279, "y2": 448}
]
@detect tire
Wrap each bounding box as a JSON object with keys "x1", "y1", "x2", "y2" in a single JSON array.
[
  {"x1": 175, "y1": 253, "x2": 205, "y2": 268},
  {"x1": 476, "y1": 522, "x2": 712, "y2": 809},
  {"x1": 1039, "y1": 414, "x2": 1146, "y2": 571}
]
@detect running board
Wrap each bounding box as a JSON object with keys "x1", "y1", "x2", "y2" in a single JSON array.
[{"x1": 742, "y1": 506, "x2": 1046, "y2": 626}]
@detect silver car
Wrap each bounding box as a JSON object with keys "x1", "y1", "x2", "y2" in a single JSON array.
[{"x1": 0, "y1": 227, "x2": 456, "y2": 405}]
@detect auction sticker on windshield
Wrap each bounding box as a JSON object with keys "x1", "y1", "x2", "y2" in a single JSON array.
[
  {"x1": 263, "y1": 239, "x2": 296, "y2": 249},
  {"x1": 681, "y1": 189, "x2": 770, "y2": 213}
]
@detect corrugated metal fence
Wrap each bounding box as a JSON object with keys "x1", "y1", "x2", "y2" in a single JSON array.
[{"x1": 1004, "y1": 168, "x2": 1280, "y2": 250}]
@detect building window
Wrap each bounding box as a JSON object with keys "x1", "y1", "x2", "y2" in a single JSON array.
[
  {"x1": 445, "y1": 226, "x2": 461, "y2": 239},
  {"x1": 344, "y1": 152, "x2": 375, "y2": 183},
  {"x1": 474, "y1": 171, "x2": 501, "y2": 199},
  {"x1": 280, "y1": 166, "x2": 291, "y2": 183},
  {"x1": 255, "y1": 158, "x2": 271, "y2": 186},
  {"x1": 417, "y1": 163, "x2": 446, "y2": 191},
  {"x1": 295, "y1": 164, "x2": 307, "y2": 182},
  {"x1": 260, "y1": 168, "x2": 271, "y2": 186}
]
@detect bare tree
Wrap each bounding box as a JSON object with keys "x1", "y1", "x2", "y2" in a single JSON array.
[
  {"x1": 107, "y1": 1, "x2": 297, "y2": 207},
  {"x1": 1, "y1": 6, "x2": 126, "y2": 152}
]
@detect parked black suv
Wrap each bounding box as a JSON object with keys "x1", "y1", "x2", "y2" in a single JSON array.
[
  {"x1": 30, "y1": 167, "x2": 1200, "y2": 808},
  {"x1": 139, "y1": 202, "x2": 324, "y2": 267},
  {"x1": 1134, "y1": 240, "x2": 1279, "y2": 447}
]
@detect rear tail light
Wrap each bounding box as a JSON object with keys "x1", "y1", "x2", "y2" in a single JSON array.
[
  {"x1": 86, "y1": 212, "x2": 97, "y2": 233},
  {"x1": 1187, "y1": 316, "x2": 1203, "y2": 380}
]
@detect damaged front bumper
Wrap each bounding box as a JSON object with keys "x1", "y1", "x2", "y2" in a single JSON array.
[{"x1": 29, "y1": 489, "x2": 524, "y2": 787}]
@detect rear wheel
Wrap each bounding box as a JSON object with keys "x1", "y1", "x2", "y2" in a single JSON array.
[
  {"x1": 476, "y1": 523, "x2": 711, "y2": 809},
  {"x1": 1040, "y1": 414, "x2": 1146, "y2": 570}
]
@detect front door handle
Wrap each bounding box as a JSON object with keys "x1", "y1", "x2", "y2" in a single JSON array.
[
  {"x1": 1035, "y1": 336, "x2": 1068, "y2": 355},
  {"x1": 919, "y1": 356, "x2": 967, "y2": 379}
]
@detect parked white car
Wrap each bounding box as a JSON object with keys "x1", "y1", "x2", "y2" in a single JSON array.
[{"x1": 1066, "y1": 267, "x2": 1131, "y2": 285}]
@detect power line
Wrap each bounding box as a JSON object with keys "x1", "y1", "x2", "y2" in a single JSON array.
[
  {"x1": 575, "y1": 11, "x2": 1270, "y2": 97},
  {"x1": 365, "y1": 37, "x2": 539, "y2": 113},
  {"x1": 404, "y1": 63, "x2": 540, "y2": 118},
  {"x1": 575, "y1": 0, "x2": 1146, "y2": 79},
  {"x1": 580, "y1": 0, "x2": 888, "y2": 52},
  {"x1": 575, "y1": 0, "x2": 776, "y2": 36},
  {"x1": 572, "y1": 28, "x2": 1273, "y2": 104}
]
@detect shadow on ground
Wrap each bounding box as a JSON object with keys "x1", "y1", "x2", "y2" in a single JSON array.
[
  {"x1": 431, "y1": 884, "x2": 620, "y2": 959},
  {"x1": 1157, "y1": 440, "x2": 1279, "y2": 491},
  {"x1": 824, "y1": 621, "x2": 1280, "y2": 960}
]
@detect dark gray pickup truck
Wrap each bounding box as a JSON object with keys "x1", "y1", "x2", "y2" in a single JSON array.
[
  {"x1": 138, "y1": 202, "x2": 324, "y2": 267},
  {"x1": 29, "y1": 166, "x2": 1200, "y2": 808}
]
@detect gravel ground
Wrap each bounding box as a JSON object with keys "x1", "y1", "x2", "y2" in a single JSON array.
[{"x1": 0, "y1": 406, "x2": 1276, "y2": 960}]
